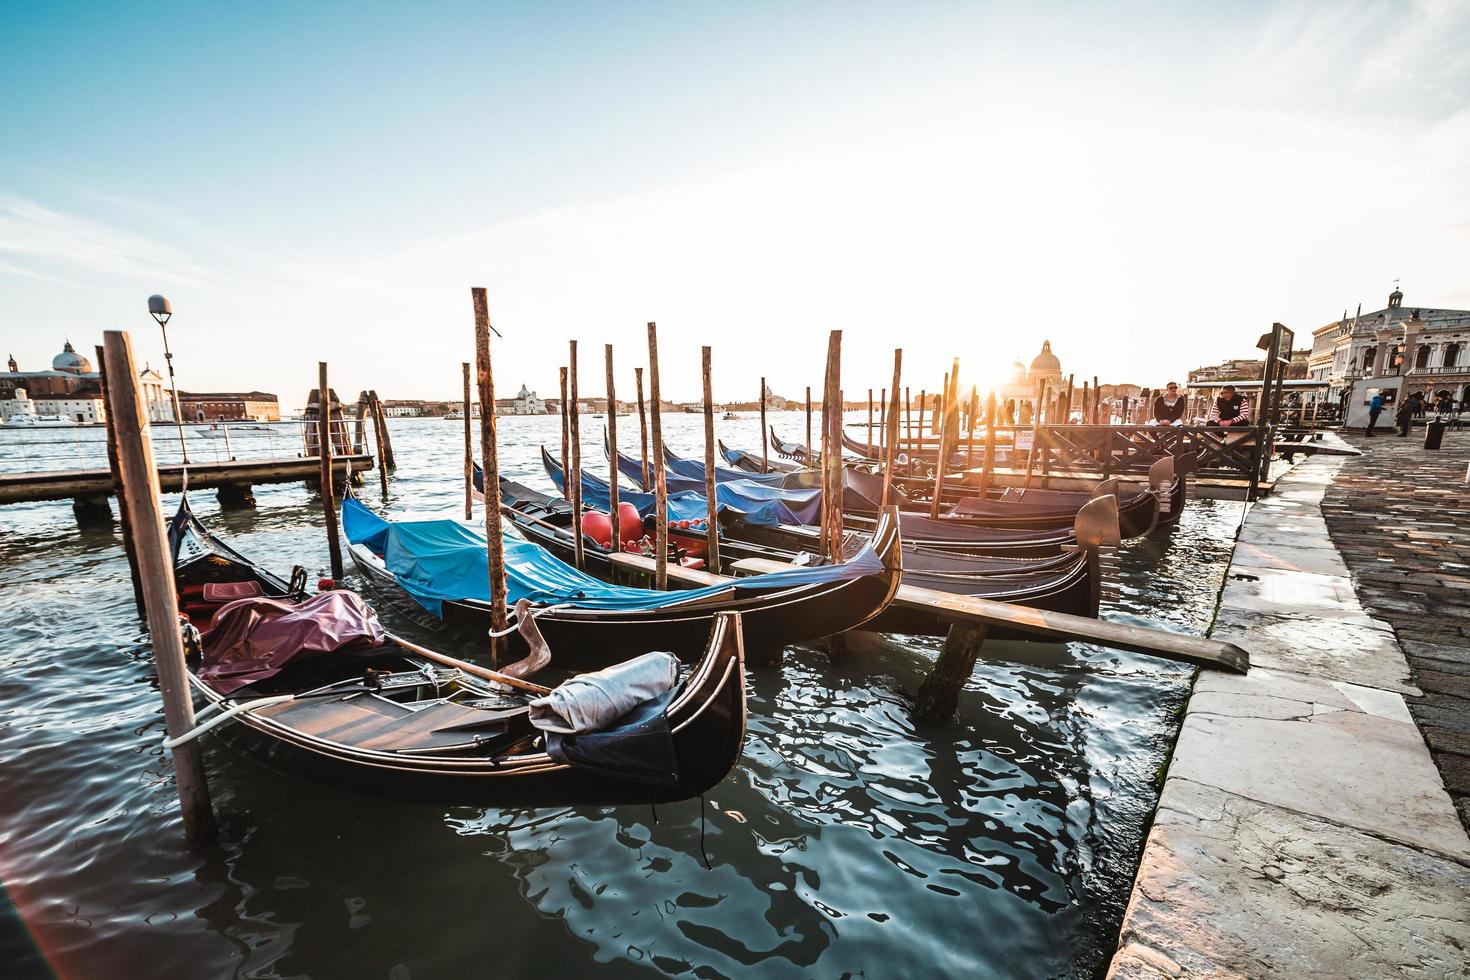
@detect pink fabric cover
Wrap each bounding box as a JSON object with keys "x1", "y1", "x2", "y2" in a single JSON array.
[
  {"x1": 202, "y1": 581, "x2": 265, "y2": 603},
  {"x1": 200, "y1": 591, "x2": 386, "y2": 694}
]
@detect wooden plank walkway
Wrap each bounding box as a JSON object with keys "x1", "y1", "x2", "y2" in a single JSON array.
[{"x1": 0, "y1": 454, "x2": 374, "y2": 504}]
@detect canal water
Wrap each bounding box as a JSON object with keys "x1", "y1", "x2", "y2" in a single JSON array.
[{"x1": 0, "y1": 414, "x2": 1238, "y2": 979}]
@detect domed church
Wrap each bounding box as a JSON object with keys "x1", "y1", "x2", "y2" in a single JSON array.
[
  {"x1": 52, "y1": 340, "x2": 93, "y2": 375},
  {"x1": 999, "y1": 340, "x2": 1065, "y2": 411}
]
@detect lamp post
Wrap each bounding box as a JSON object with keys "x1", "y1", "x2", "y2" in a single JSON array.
[{"x1": 148, "y1": 294, "x2": 189, "y2": 464}]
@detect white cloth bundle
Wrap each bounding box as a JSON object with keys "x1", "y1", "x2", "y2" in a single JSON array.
[{"x1": 528, "y1": 652, "x2": 679, "y2": 734}]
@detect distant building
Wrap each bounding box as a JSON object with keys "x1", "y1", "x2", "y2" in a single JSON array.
[
  {"x1": 380, "y1": 399, "x2": 425, "y2": 418},
  {"x1": 138, "y1": 364, "x2": 175, "y2": 422},
  {"x1": 1309, "y1": 286, "x2": 1470, "y2": 404},
  {"x1": 177, "y1": 391, "x2": 281, "y2": 422},
  {"x1": 0, "y1": 386, "x2": 106, "y2": 424},
  {"x1": 495, "y1": 384, "x2": 546, "y2": 415},
  {"x1": 999, "y1": 339, "x2": 1066, "y2": 410}
]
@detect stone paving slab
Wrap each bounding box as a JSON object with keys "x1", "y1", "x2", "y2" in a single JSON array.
[
  {"x1": 1110, "y1": 453, "x2": 1470, "y2": 978},
  {"x1": 1111, "y1": 779, "x2": 1470, "y2": 979},
  {"x1": 1178, "y1": 668, "x2": 1467, "y2": 860},
  {"x1": 1322, "y1": 429, "x2": 1470, "y2": 831}
]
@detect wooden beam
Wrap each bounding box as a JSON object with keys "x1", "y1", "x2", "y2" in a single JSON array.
[
  {"x1": 881, "y1": 349, "x2": 902, "y2": 508},
  {"x1": 568, "y1": 340, "x2": 584, "y2": 570},
  {"x1": 605, "y1": 344, "x2": 621, "y2": 552},
  {"x1": 635, "y1": 366, "x2": 649, "y2": 490}
]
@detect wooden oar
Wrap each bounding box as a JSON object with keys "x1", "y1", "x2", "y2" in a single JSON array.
[{"x1": 386, "y1": 632, "x2": 552, "y2": 696}]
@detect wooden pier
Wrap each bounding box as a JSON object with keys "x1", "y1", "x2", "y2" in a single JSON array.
[{"x1": 0, "y1": 454, "x2": 373, "y2": 515}]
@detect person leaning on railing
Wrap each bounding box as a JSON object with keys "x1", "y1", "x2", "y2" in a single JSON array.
[
  {"x1": 1206, "y1": 385, "x2": 1251, "y2": 427},
  {"x1": 1152, "y1": 382, "x2": 1187, "y2": 426}
]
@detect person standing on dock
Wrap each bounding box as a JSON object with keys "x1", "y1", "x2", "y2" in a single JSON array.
[
  {"x1": 1151, "y1": 382, "x2": 1187, "y2": 425},
  {"x1": 1395, "y1": 391, "x2": 1422, "y2": 437},
  {"x1": 1365, "y1": 391, "x2": 1385, "y2": 436},
  {"x1": 1206, "y1": 385, "x2": 1250, "y2": 427}
]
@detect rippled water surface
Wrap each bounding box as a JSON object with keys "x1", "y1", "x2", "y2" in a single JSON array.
[{"x1": 0, "y1": 414, "x2": 1238, "y2": 979}]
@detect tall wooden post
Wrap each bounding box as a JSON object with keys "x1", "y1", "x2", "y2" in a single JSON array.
[
  {"x1": 881, "y1": 349, "x2": 902, "y2": 508},
  {"x1": 316, "y1": 363, "x2": 344, "y2": 579},
  {"x1": 823, "y1": 331, "x2": 844, "y2": 562},
  {"x1": 981, "y1": 391, "x2": 997, "y2": 493},
  {"x1": 867, "y1": 389, "x2": 874, "y2": 453},
  {"x1": 371, "y1": 394, "x2": 390, "y2": 500},
  {"x1": 605, "y1": 345, "x2": 621, "y2": 552},
  {"x1": 102, "y1": 330, "x2": 215, "y2": 841},
  {"x1": 760, "y1": 376, "x2": 769, "y2": 473},
  {"x1": 96, "y1": 344, "x2": 144, "y2": 616},
  {"x1": 635, "y1": 366, "x2": 650, "y2": 490},
  {"x1": 904, "y1": 386, "x2": 913, "y2": 474},
  {"x1": 805, "y1": 386, "x2": 814, "y2": 466},
  {"x1": 966, "y1": 385, "x2": 978, "y2": 472},
  {"x1": 558, "y1": 367, "x2": 570, "y2": 499},
  {"x1": 369, "y1": 390, "x2": 396, "y2": 469},
  {"x1": 916, "y1": 390, "x2": 927, "y2": 458},
  {"x1": 1092, "y1": 376, "x2": 1101, "y2": 424},
  {"x1": 462, "y1": 362, "x2": 473, "y2": 519},
  {"x1": 1023, "y1": 379, "x2": 1049, "y2": 490},
  {"x1": 878, "y1": 386, "x2": 887, "y2": 458},
  {"x1": 930, "y1": 358, "x2": 959, "y2": 519},
  {"x1": 647, "y1": 323, "x2": 669, "y2": 590},
  {"x1": 471, "y1": 288, "x2": 508, "y2": 666},
  {"x1": 568, "y1": 341, "x2": 585, "y2": 570},
  {"x1": 701, "y1": 347, "x2": 722, "y2": 570}
]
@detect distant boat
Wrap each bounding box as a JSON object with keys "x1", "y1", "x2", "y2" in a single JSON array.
[
  {"x1": 5, "y1": 411, "x2": 76, "y2": 427},
  {"x1": 722, "y1": 412, "x2": 738, "y2": 420}
]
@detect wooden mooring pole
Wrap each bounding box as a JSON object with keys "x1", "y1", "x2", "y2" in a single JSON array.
[
  {"x1": 823, "y1": 331, "x2": 844, "y2": 562},
  {"x1": 462, "y1": 362, "x2": 473, "y2": 519},
  {"x1": 371, "y1": 394, "x2": 390, "y2": 501},
  {"x1": 867, "y1": 389, "x2": 874, "y2": 451},
  {"x1": 568, "y1": 341, "x2": 585, "y2": 570},
  {"x1": 805, "y1": 386, "x2": 813, "y2": 466},
  {"x1": 101, "y1": 330, "x2": 215, "y2": 842},
  {"x1": 558, "y1": 367, "x2": 571, "y2": 499},
  {"x1": 635, "y1": 366, "x2": 650, "y2": 491},
  {"x1": 701, "y1": 347, "x2": 721, "y2": 570},
  {"x1": 981, "y1": 391, "x2": 997, "y2": 494},
  {"x1": 96, "y1": 344, "x2": 144, "y2": 616},
  {"x1": 930, "y1": 358, "x2": 959, "y2": 519},
  {"x1": 760, "y1": 376, "x2": 769, "y2": 473},
  {"x1": 471, "y1": 288, "x2": 508, "y2": 665},
  {"x1": 647, "y1": 323, "x2": 669, "y2": 590},
  {"x1": 317, "y1": 363, "x2": 344, "y2": 580},
  {"x1": 370, "y1": 390, "x2": 396, "y2": 470},
  {"x1": 1023, "y1": 379, "x2": 1049, "y2": 491},
  {"x1": 878, "y1": 386, "x2": 887, "y2": 458},
  {"x1": 605, "y1": 345, "x2": 621, "y2": 552},
  {"x1": 881, "y1": 349, "x2": 902, "y2": 508}
]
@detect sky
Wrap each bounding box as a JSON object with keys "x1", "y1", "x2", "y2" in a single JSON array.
[{"x1": 1, "y1": 0, "x2": 1468, "y2": 408}]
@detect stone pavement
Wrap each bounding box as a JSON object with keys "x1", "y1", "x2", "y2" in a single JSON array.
[
  {"x1": 1322, "y1": 427, "x2": 1470, "y2": 832},
  {"x1": 1108, "y1": 450, "x2": 1470, "y2": 979}
]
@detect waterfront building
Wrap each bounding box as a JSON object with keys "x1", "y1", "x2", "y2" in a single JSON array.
[
  {"x1": 494, "y1": 384, "x2": 547, "y2": 415},
  {"x1": 0, "y1": 386, "x2": 105, "y2": 424},
  {"x1": 1309, "y1": 286, "x2": 1470, "y2": 406},
  {"x1": 177, "y1": 390, "x2": 281, "y2": 422},
  {"x1": 380, "y1": 400, "x2": 425, "y2": 418},
  {"x1": 138, "y1": 364, "x2": 174, "y2": 422}
]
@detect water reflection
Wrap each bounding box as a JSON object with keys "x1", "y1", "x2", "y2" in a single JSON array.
[{"x1": 0, "y1": 415, "x2": 1228, "y2": 979}]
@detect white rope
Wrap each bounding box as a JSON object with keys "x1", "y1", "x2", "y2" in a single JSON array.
[
  {"x1": 162, "y1": 695, "x2": 294, "y2": 749},
  {"x1": 486, "y1": 602, "x2": 567, "y2": 638}
]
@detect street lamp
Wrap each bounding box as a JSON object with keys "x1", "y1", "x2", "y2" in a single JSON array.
[{"x1": 149, "y1": 294, "x2": 190, "y2": 464}]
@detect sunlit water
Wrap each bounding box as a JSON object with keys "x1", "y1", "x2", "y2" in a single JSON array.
[{"x1": 0, "y1": 413, "x2": 1238, "y2": 979}]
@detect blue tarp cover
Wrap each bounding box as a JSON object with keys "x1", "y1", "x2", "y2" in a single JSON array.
[
  {"x1": 551, "y1": 455, "x2": 823, "y2": 527},
  {"x1": 342, "y1": 497, "x2": 882, "y2": 617}
]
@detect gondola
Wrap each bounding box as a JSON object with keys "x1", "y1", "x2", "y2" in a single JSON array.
[
  {"x1": 498, "y1": 471, "x2": 1112, "y2": 637},
  {"x1": 550, "y1": 446, "x2": 1073, "y2": 557},
  {"x1": 343, "y1": 483, "x2": 902, "y2": 664},
  {"x1": 719, "y1": 440, "x2": 802, "y2": 474},
  {"x1": 942, "y1": 456, "x2": 1186, "y2": 535},
  {"x1": 167, "y1": 496, "x2": 747, "y2": 805}
]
